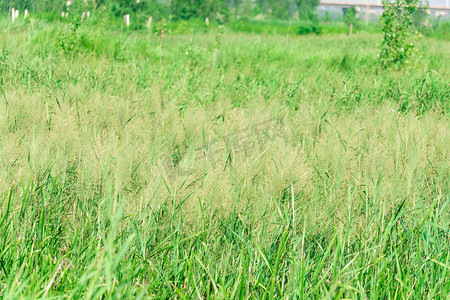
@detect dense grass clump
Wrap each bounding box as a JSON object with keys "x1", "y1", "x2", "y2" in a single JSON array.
[{"x1": 0, "y1": 18, "x2": 449, "y2": 298}]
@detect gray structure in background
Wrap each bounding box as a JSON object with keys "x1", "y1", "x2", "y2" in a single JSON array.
[{"x1": 318, "y1": 0, "x2": 450, "y2": 21}]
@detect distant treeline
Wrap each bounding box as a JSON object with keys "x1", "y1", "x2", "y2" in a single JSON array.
[{"x1": 0, "y1": 0, "x2": 321, "y2": 21}]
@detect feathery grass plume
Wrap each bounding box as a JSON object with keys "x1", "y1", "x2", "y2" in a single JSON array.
[
  {"x1": 61, "y1": 11, "x2": 65, "y2": 18},
  {"x1": 81, "y1": 12, "x2": 86, "y2": 22},
  {"x1": 159, "y1": 28, "x2": 164, "y2": 63},
  {"x1": 15, "y1": 10, "x2": 19, "y2": 19},
  {"x1": 87, "y1": 11, "x2": 90, "y2": 19},
  {"x1": 147, "y1": 16, "x2": 152, "y2": 29},
  {"x1": 214, "y1": 25, "x2": 224, "y2": 67},
  {"x1": 65, "y1": 12, "x2": 68, "y2": 18},
  {"x1": 12, "y1": 8, "x2": 16, "y2": 23},
  {"x1": 24, "y1": 9, "x2": 28, "y2": 18},
  {"x1": 206, "y1": 17, "x2": 210, "y2": 26},
  {"x1": 124, "y1": 14, "x2": 130, "y2": 27},
  {"x1": 66, "y1": 0, "x2": 71, "y2": 6},
  {"x1": 0, "y1": 22, "x2": 448, "y2": 299}
]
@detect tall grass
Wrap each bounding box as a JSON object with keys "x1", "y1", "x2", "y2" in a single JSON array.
[{"x1": 0, "y1": 17, "x2": 449, "y2": 298}]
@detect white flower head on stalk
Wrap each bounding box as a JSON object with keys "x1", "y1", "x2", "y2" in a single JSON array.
[
  {"x1": 87, "y1": 11, "x2": 90, "y2": 18},
  {"x1": 24, "y1": 9, "x2": 28, "y2": 18},
  {"x1": 124, "y1": 14, "x2": 130, "y2": 27},
  {"x1": 61, "y1": 11, "x2": 65, "y2": 18},
  {"x1": 12, "y1": 8, "x2": 15, "y2": 22},
  {"x1": 136, "y1": 0, "x2": 140, "y2": 3},
  {"x1": 15, "y1": 9, "x2": 19, "y2": 19},
  {"x1": 81, "y1": 12, "x2": 86, "y2": 22},
  {"x1": 206, "y1": 17, "x2": 209, "y2": 26},
  {"x1": 147, "y1": 16, "x2": 152, "y2": 28},
  {"x1": 66, "y1": 0, "x2": 71, "y2": 6},
  {"x1": 65, "y1": 12, "x2": 69, "y2": 18}
]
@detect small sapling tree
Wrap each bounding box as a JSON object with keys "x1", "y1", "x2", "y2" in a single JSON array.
[
  {"x1": 344, "y1": 6, "x2": 358, "y2": 35},
  {"x1": 379, "y1": 0, "x2": 423, "y2": 68}
]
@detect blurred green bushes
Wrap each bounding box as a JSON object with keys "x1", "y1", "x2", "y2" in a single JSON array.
[{"x1": 1, "y1": 3, "x2": 448, "y2": 40}]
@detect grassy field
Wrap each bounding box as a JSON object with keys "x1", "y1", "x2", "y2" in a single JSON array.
[{"x1": 0, "y1": 19, "x2": 449, "y2": 298}]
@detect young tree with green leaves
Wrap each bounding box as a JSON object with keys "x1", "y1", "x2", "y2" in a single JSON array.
[
  {"x1": 170, "y1": 0, "x2": 229, "y2": 21},
  {"x1": 271, "y1": 0, "x2": 291, "y2": 19},
  {"x1": 295, "y1": 0, "x2": 320, "y2": 20},
  {"x1": 344, "y1": 6, "x2": 359, "y2": 34},
  {"x1": 379, "y1": 0, "x2": 422, "y2": 67}
]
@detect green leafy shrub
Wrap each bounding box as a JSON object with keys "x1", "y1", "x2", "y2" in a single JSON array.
[
  {"x1": 296, "y1": 20, "x2": 322, "y2": 35},
  {"x1": 378, "y1": 0, "x2": 422, "y2": 68},
  {"x1": 344, "y1": 6, "x2": 360, "y2": 28},
  {"x1": 227, "y1": 19, "x2": 322, "y2": 35}
]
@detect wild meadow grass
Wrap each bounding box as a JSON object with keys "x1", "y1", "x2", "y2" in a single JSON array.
[{"x1": 0, "y1": 18, "x2": 449, "y2": 298}]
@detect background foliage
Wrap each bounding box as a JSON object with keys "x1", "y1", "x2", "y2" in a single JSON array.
[
  {"x1": 0, "y1": 18, "x2": 448, "y2": 297},
  {"x1": 1, "y1": 0, "x2": 322, "y2": 21},
  {"x1": 0, "y1": 0, "x2": 449, "y2": 297}
]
